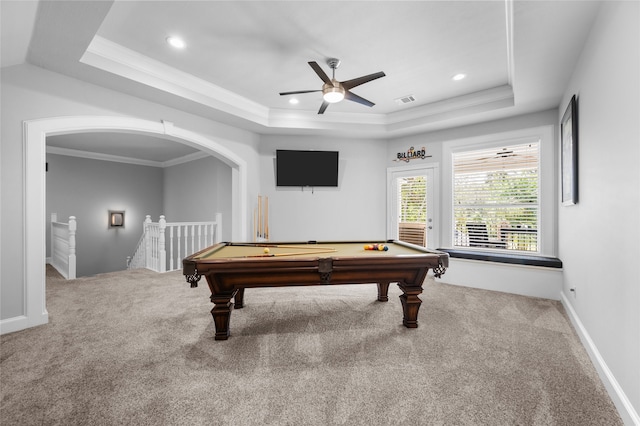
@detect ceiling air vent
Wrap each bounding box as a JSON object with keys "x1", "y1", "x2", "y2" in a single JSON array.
[{"x1": 395, "y1": 95, "x2": 416, "y2": 105}]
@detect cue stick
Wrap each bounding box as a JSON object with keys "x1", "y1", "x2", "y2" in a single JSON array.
[
  {"x1": 265, "y1": 196, "x2": 269, "y2": 240},
  {"x1": 230, "y1": 243, "x2": 336, "y2": 252},
  {"x1": 243, "y1": 248, "x2": 337, "y2": 258},
  {"x1": 253, "y1": 208, "x2": 257, "y2": 242},
  {"x1": 258, "y1": 195, "x2": 262, "y2": 239}
]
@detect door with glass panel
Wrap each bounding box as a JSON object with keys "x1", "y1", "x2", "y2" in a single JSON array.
[{"x1": 388, "y1": 167, "x2": 436, "y2": 249}]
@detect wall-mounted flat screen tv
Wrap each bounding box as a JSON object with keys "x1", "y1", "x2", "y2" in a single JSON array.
[{"x1": 276, "y1": 150, "x2": 339, "y2": 187}]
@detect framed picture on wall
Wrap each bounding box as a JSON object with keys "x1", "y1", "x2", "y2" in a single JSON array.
[{"x1": 561, "y1": 95, "x2": 578, "y2": 206}]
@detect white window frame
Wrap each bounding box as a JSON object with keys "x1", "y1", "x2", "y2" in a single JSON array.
[
  {"x1": 442, "y1": 126, "x2": 557, "y2": 256},
  {"x1": 386, "y1": 163, "x2": 440, "y2": 249}
]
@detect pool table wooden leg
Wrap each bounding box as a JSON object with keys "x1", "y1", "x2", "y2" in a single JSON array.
[
  {"x1": 377, "y1": 282, "x2": 390, "y2": 301},
  {"x1": 210, "y1": 291, "x2": 237, "y2": 340},
  {"x1": 397, "y1": 284, "x2": 423, "y2": 328},
  {"x1": 234, "y1": 288, "x2": 245, "y2": 309}
]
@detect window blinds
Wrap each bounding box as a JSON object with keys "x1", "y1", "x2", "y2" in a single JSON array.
[
  {"x1": 453, "y1": 142, "x2": 540, "y2": 252},
  {"x1": 398, "y1": 176, "x2": 427, "y2": 223}
]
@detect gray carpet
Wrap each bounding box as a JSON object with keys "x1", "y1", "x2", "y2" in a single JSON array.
[{"x1": 0, "y1": 266, "x2": 622, "y2": 425}]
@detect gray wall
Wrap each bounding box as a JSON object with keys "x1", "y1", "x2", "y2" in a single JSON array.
[
  {"x1": 46, "y1": 153, "x2": 233, "y2": 276},
  {"x1": 163, "y1": 156, "x2": 233, "y2": 241},
  {"x1": 1, "y1": 63, "x2": 260, "y2": 320},
  {"x1": 558, "y1": 1, "x2": 639, "y2": 420},
  {"x1": 46, "y1": 154, "x2": 163, "y2": 276}
]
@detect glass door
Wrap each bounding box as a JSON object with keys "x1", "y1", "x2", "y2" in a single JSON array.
[{"x1": 388, "y1": 167, "x2": 437, "y2": 248}]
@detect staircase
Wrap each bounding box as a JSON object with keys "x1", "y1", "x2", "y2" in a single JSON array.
[
  {"x1": 128, "y1": 213, "x2": 222, "y2": 272},
  {"x1": 50, "y1": 213, "x2": 77, "y2": 279}
]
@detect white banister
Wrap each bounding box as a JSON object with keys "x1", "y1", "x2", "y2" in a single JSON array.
[
  {"x1": 128, "y1": 214, "x2": 222, "y2": 273},
  {"x1": 68, "y1": 216, "x2": 77, "y2": 279},
  {"x1": 158, "y1": 215, "x2": 167, "y2": 273},
  {"x1": 50, "y1": 214, "x2": 77, "y2": 279}
]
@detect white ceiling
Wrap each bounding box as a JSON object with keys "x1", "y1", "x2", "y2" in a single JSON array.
[{"x1": 2, "y1": 0, "x2": 601, "y2": 161}]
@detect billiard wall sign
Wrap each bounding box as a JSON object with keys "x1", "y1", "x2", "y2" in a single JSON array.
[{"x1": 394, "y1": 146, "x2": 432, "y2": 163}]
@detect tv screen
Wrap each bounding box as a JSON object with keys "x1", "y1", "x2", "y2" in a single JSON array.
[{"x1": 276, "y1": 150, "x2": 339, "y2": 187}]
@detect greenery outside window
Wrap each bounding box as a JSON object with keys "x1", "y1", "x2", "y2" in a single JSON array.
[{"x1": 453, "y1": 142, "x2": 540, "y2": 252}]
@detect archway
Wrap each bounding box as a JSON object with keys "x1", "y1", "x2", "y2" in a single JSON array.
[{"x1": 23, "y1": 116, "x2": 248, "y2": 331}]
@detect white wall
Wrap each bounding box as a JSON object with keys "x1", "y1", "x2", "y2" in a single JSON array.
[
  {"x1": 0, "y1": 63, "x2": 260, "y2": 322},
  {"x1": 387, "y1": 109, "x2": 558, "y2": 246},
  {"x1": 386, "y1": 111, "x2": 562, "y2": 300},
  {"x1": 257, "y1": 135, "x2": 388, "y2": 241},
  {"x1": 46, "y1": 153, "x2": 163, "y2": 276},
  {"x1": 558, "y1": 1, "x2": 640, "y2": 423},
  {"x1": 163, "y1": 156, "x2": 233, "y2": 241}
]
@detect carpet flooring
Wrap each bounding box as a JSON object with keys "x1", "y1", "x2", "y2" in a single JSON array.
[{"x1": 0, "y1": 266, "x2": 622, "y2": 425}]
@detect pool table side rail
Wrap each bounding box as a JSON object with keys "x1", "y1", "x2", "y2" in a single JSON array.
[{"x1": 183, "y1": 240, "x2": 449, "y2": 286}]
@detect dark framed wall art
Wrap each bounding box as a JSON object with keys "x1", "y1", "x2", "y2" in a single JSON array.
[{"x1": 561, "y1": 95, "x2": 578, "y2": 206}]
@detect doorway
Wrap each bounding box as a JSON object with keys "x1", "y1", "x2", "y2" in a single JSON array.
[
  {"x1": 387, "y1": 165, "x2": 438, "y2": 249},
  {"x1": 14, "y1": 115, "x2": 248, "y2": 335}
]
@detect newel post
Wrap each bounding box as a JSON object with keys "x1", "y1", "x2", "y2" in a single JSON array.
[
  {"x1": 51, "y1": 213, "x2": 57, "y2": 260},
  {"x1": 144, "y1": 215, "x2": 152, "y2": 269},
  {"x1": 215, "y1": 212, "x2": 222, "y2": 243},
  {"x1": 158, "y1": 215, "x2": 167, "y2": 272},
  {"x1": 68, "y1": 216, "x2": 77, "y2": 279}
]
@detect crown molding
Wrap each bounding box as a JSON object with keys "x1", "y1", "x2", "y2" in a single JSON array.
[
  {"x1": 46, "y1": 145, "x2": 209, "y2": 168},
  {"x1": 81, "y1": 12, "x2": 516, "y2": 137},
  {"x1": 81, "y1": 36, "x2": 270, "y2": 125}
]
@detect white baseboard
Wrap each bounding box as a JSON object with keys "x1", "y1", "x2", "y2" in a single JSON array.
[
  {"x1": 0, "y1": 312, "x2": 48, "y2": 335},
  {"x1": 437, "y1": 258, "x2": 563, "y2": 300},
  {"x1": 561, "y1": 291, "x2": 640, "y2": 426}
]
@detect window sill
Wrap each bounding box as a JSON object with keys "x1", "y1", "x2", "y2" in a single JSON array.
[{"x1": 437, "y1": 248, "x2": 562, "y2": 269}]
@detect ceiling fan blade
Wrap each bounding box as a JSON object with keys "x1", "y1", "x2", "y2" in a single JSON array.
[
  {"x1": 308, "y1": 61, "x2": 332, "y2": 85},
  {"x1": 279, "y1": 90, "x2": 322, "y2": 96},
  {"x1": 318, "y1": 101, "x2": 330, "y2": 114},
  {"x1": 345, "y1": 91, "x2": 375, "y2": 107},
  {"x1": 341, "y1": 71, "x2": 386, "y2": 90}
]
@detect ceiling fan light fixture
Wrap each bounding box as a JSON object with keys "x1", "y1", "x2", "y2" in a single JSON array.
[
  {"x1": 322, "y1": 81, "x2": 345, "y2": 103},
  {"x1": 166, "y1": 36, "x2": 185, "y2": 49}
]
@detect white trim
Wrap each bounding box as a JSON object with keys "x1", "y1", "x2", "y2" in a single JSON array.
[
  {"x1": 81, "y1": 36, "x2": 515, "y2": 137},
  {"x1": 441, "y1": 125, "x2": 556, "y2": 256},
  {"x1": 386, "y1": 162, "x2": 440, "y2": 249},
  {"x1": 440, "y1": 257, "x2": 562, "y2": 300},
  {"x1": 561, "y1": 292, "x2": 640, "y2": 426},
  {"x1": 81, "y1": 36, "x2": 270, "y2": 125},
  {"x1": 1, "y1": 115, "x2": 248, "y2": 335},
  {"x1": 46, "y1": 145, "x2": 210, "y2": 168},
  {"x1": 504, "y1": 0, "x2": 515, "y2": 87},
  {"x1": 161, "y1": 151, "x2": 210, "y2": 168}
]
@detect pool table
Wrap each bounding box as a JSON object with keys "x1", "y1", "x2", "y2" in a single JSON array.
[{"x1": 183, "y1": 240, "x2": 448, "y2": 340}]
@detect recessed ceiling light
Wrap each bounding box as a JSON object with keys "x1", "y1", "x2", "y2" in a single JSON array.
[
  {"x1": 166, "y1": 36, "x2": 185, "y2": 49},
  {"x1": 452, "y1": 73, "x2": 466, "y2": 81},
  {"x1": 289, "y1": 98, "x2": 299, "y2": 105}
]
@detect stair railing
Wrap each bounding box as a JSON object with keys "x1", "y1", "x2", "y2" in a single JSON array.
[
  {"x1": 50, "y1": 213, "x2": 77, "y2": 279},
  {"x1": 128, "y1": 213, "x2": 222, "y2": 272}
]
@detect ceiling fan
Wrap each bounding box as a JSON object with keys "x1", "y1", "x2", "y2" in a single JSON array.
[{"x1": 279, "y1": 58, "x2": 386, "y2": 114}]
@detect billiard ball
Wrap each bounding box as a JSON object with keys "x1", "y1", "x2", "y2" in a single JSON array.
[{"x1": 263, "y1": 247, "x2": 270, "y2": 254}]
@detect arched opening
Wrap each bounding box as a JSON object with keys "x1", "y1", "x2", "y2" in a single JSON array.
[{"x1": 23, "y1": 116, "x2": 248, "y2": 331}]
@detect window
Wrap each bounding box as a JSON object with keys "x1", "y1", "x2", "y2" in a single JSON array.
[
  {"x1": 397, "y1": 176, "x2": 427, "y2": 246},
  {"x1": 453, "y1": 142, "x2": 539, "y2": 252}
]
